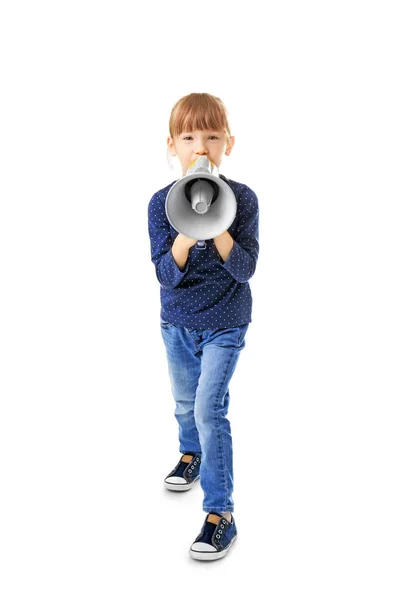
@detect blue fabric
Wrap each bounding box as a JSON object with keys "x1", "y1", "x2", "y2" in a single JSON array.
[
  {"x1": 160, "y1": 319, "x2": 249, "y2": 512},
  {"x1": 166, "y1": 453, "x2": 201, "y2": 483},
  {"x1": 193, "y1": 513, "x2": 237, "y2": 551},
  {"x1": 148, "y1": 174, "x2": 259, "y2": 329}
]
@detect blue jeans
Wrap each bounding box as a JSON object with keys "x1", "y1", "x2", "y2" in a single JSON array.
[{"x1": 160, "y1": 318, "x2": 249, "y2": 513}]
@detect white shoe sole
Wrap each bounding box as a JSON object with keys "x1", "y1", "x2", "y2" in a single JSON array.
[
  {"x1": 189, "y1": 535, "x2": 237, "y2": 561},
  {"x1": 163, "y1": 476, "x2": 199, "y2": 491}
]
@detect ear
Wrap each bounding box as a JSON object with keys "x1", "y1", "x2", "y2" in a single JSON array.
[
  {"x1": 225, "y1": 135, "x2": 235, "y2": 156},
  {"x1": 167, "y1": 136, "x2": 177, "y2": 156}
]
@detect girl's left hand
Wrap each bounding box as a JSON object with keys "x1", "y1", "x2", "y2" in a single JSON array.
[{"x1": 213, "y1": 231, "x2": 228, "y2": 240}]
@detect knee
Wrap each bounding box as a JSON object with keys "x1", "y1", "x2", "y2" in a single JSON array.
[
  {"x1": 174, "y1": 399, "x2": 194, "y2": 416},
  {"x1": 194, "y1": 402, "x2": 212, "y2": 428}
]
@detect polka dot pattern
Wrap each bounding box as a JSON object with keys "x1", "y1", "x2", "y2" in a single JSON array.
[{"x1": 147, "y1": 173, "x2": 259, "y2": 329}]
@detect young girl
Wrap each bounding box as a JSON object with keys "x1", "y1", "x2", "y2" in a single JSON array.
[{"x1": 148, "y1": 93, "x2": 259, "y2": 561}]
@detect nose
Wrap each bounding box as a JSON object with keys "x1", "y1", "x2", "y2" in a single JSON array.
[{"x1": 195, "y1": 142, "x2": 208, "y2": 155}]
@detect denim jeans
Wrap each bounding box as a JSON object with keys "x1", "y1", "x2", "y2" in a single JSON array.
[{"x1": 160, "y1": 318, "x2": 249, "y2": 513}]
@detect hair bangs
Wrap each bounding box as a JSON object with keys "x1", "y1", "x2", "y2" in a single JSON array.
[{"x1": 169, "y1": 93, "x2": 231, "y2": 139}]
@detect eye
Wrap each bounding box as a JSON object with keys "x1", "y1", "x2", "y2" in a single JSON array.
[{"x1": 182, "y1": 135, "x2": 219, "y2": 141}]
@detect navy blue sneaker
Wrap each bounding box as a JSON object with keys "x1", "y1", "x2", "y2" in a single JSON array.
[
  {"x1": 164, "y1": 453, "x2": 201, "y2": 491},
  {"x1": 189, "y1": 512, "x2": 237, "y2": 560}
]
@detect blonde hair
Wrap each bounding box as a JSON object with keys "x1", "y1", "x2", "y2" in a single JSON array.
[{"x1": 167, "y1": 92, "x2": 232, "y2": 172}]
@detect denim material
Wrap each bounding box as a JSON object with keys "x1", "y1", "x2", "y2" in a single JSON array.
[
  {"x1": 166, "y1": 453, "x2": 201, "y2": 483},
  {"x1": 160, "y1": 319, "x2": 249, "y2": 512},
  {"x1": 194, "y1": 513, "x2": 237, "y2": 551}
]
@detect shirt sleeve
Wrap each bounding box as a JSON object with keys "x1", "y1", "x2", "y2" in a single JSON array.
[
  {"x1": 219, "y1": 186, "x2": 259, "y2": 283},
  {"x1": 148, "y1": 192, "x2": 191, "y2": 290}
]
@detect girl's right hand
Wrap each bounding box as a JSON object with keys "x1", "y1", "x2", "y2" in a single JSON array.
[{"x1": 177, "y1": 233, "x2": 198, "y2": 249}]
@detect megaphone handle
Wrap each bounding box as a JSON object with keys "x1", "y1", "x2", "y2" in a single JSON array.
[{"x1": 195, "y1": 240, "x2": 207, "y2": 250}]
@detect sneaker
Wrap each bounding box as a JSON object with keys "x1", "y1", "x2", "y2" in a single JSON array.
[
  {"x1": 164, "y1": 452, "x2": 201, "y2": 491},
  {"x1": 189, "y1": 512, "x2": 237, "y2": 561}
]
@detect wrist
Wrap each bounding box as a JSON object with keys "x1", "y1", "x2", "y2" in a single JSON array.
[{"x1": 174, "y1": 236, "x2": 192, "y2": 252}]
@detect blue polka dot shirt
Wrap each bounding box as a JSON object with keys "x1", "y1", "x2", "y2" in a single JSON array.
[{"x1": 148, "y1": 173, "x2": 259, "y2": 329}]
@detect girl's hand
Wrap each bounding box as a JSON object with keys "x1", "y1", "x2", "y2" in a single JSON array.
[{"x1": 177, "y1": 233, "x2": 198, "y2": 249}]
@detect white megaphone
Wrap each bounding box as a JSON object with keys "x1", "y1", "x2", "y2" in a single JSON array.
[{"x1": 165, "y1": 156, "x2": 237, "y2": 250}]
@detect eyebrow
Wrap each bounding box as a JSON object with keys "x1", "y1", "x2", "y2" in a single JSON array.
[{"x1": 181, "y1": 131, "x2": 222, "y2": 135}]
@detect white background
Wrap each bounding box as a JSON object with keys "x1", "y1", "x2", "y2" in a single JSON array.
[{"x1": 1, "y1": 1, "x2": 399, "y2": 598}]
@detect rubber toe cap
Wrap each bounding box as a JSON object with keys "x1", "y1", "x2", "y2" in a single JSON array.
[
  {"x1": 190, "y1": 542, "x2": 217, "y2": 552},
  {"x1": 164, "y1": 476, "x2": 187, "y2": 484}
]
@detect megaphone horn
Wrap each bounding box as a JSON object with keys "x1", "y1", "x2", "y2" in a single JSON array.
[
  {"x1": 184, "y1": 178, "x2": 220, "y2": 214},
  {"x1": 165, "y1": 156, "x2": 237, "y2": 250}
]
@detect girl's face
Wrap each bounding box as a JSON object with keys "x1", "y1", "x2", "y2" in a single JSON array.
[{"x1": 167, "y1": 129, "x2": 235, "y2": 175}]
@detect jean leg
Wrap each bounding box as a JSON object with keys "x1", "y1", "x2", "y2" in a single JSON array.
[
  {"x1": 160, "y1": 324, "x2": 202, "y2": 455},
  {"x1": 194, "y1": 328, "x2": 247, "y2": 513}
]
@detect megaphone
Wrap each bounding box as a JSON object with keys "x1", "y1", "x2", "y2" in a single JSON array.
[{"x1": 165, "y1": 156, "x2": 237, "y2": 250}]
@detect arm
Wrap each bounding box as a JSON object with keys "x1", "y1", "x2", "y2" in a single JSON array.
[
  {"x1": 213, "y1": 231, "x2": 234, "y2": 262},
  {"x1": 171, "y1": 234, "x2": 198, "y2": 270},
  {"x1": 148, "y1": 193, "x2": 194, "y2": 290},
  {"x1": 215, "y1": 187, "x2": 259, "y2": 283}
]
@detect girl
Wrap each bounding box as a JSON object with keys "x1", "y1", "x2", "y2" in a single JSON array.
[{"x1": 148, "y1": 93, "x2": 259, "y2": 560}]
